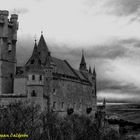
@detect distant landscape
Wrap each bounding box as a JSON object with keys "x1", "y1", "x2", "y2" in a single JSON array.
[{"x1": 99, "y1": 102, "x2": 140, "y2": 124}]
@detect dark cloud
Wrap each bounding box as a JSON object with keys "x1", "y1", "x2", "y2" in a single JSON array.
[
  {"x1": 98, "y1": 79, "x2": 139, "y2": 93},
  {"x1": 120, "y1": 38, "x2": 140, "y2": 48},
  {"x1": 86, "y1": 44, "x2": 127, "y2": 60},
  {"x1": 50, "y1": 42, "x2": 128, "y2": 61},
  {"x1": 105, "y1": 0, "x2": 140, "y2": 17}
]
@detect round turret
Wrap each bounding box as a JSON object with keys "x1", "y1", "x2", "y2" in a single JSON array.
[{"x1": 10, "y1": 14, "x2": 18, "y2": 22}]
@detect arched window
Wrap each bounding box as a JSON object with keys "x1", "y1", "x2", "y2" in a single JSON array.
[
  {"x1": 32, "y1": 75, "x2": 35, "y2": 80},
  {"x1": 39, "y1": 75, "x2": 42, "y2": 81},
  {"x1": 31, "y1": 90, "x2": 36, "y2": 97}
]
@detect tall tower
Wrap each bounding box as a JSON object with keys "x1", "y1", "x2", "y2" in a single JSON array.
[{"x1": 0, "y1": 10, "x2": 18, "y2": 94}]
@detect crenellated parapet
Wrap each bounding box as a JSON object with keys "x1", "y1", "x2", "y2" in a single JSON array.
[{"x1": 0, "y1": 10, "x2": 18, "y2": 41}]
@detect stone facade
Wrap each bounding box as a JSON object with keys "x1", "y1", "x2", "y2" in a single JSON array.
[
  {"x1": 0, "y1": 10, "x2": 18, "y2": 94},
  {"x1": 0, "y1": 10, "x2": 97, "y2": 115}
]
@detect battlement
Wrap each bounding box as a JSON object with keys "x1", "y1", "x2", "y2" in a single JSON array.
[
  {"x1": 0, "y1": 10, "x2": 18, "y2": 39},
  {"x1": 0, "y1": 10, "x2": 9, "y2": 17},
  {"x1": 0, "y1": 10, "x2": 18, "y2": 23},
  {"x1": 10, "y1": 14, "x2": 18, "y2": 22}
]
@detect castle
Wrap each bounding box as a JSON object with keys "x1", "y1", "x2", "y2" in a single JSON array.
[{"x1": 0, "y1": 10, "x2": 97, "y2": 114}]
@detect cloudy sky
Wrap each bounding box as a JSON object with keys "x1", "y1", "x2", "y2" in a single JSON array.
[{"x1": 1, "y1": 0, "x2": 140, "y2": 102}]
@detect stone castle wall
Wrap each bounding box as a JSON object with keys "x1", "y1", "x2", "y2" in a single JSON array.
[{"x1": 51, "y1": 78, "x2": 96, "y2": 114}]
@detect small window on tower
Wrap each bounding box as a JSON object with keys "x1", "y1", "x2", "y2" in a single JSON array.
[
  {"x1": 61, "y1": 102, "x2": 64, "y2": 109},
  {"x1": 10, "y1": 73, "x2": 13, "y2": 79},
  {"x1": 8, "y1": 43, "x2": 12, "y2": 52},
  {"x1": 32, "y1": 75, "x2": 35, "y2": 80},
  {"x1": 53, "y1": 102, "x2": 56, "y2": 109},
  {"x1": 31, "y1": 90, "x2": 36, "y2": 97},
  {"x1": 39, "y1": 75, "x2": 42, "y2": 81}
]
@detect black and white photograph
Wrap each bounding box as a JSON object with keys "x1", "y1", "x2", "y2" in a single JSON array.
[{"x1": 0, "y1": 0, "x2": 140, "y2": 139}]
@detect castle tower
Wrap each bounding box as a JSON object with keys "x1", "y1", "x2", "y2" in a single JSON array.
[
  {"x1": 26, "y1": 40, "x2": 45, "y2": 109},
  {"x1": 0, "y1": 10, "x2": 18, "y2": 94},
  {"x1": 79, "y1": 50, "x2": 88, "y2": 72}
]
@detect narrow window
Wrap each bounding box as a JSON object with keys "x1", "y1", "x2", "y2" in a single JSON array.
[
  {"x1": 10, "y1": 73, "x2": 13, "y2": 79},
  {"x1": 32, "y1": 75, "x2": 35, "y2": 80},
  {"x1": 39, "y1": 75, "x2": 42, "y2": 81},
  {"x1": 8, "y1": 43, "x2": 12, "y2": 52},
  {"x1": 61, "y1": 102, "x2": 64, "y2": 109},
  {"x1": 53, "y1": 102, "x2": 56, "y2": 109},
  {"x1": 52, "y1": 88, "x2": 56, "y2": 95},
  {"x1": 31, "y1": 90, "x2": 36, "y2": 97}
]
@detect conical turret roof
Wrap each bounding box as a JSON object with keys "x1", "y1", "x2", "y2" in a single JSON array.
[
  {"x1": 93, "y1": 67, "x2": 96, "y2": 76},
  {"x1": 89, "y1": 66, "x2": 92, "y2": 73},
  {"x1": 37, "y1": 33, "x2": 50, "y2": 64},
  {"x1": 26, "y1": 40, "x2": 43, "y2": 73}
]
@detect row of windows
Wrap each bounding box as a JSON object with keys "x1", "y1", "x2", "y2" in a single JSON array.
[
  {"x1": 53, "y1": 102, "x2": 92, "y2": 115},
  {"x1": 30, "y1": 75, "x2": 43, "y2": 81},
  {"x1": 52, "y1": 102, "x2": 82, "y2": 110},
  {"x1": 30, "y1": 89, "x2": 56, "y2": 97}
]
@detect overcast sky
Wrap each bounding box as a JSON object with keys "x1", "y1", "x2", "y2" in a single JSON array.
[{"x1": 1, "y1": 0, "x2": 140, "y2": 102}]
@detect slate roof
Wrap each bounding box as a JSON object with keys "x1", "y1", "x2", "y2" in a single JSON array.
[
  {"x1": 24, "y1": 41, "x2": 43, "y2": 73},
  {"x1": 37, "y1": 34, "x2": 50, "y2": 64},
  {"x1": 52, "y1": 57, "x2": 77, "y2": 78},
  {"x1": 74, "y1": 69, "x2": 86, "y2": 80},
  {"x1": 17, "y1": 34, "x2": 92, "y2": 84}
]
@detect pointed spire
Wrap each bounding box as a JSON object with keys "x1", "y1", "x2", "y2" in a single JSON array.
[
  {"x1": 79, "y1": 50, "x2": 87, "y2": 71},
  {"x1": 81, "y1": 50, "x2": 86, "y2": 64},
  {"x1": 93, "y1": 66, "x2": 96, "y2": 76},
  {"x1": 38, "y1": 32, "x2": 49, "y2": 52},
  {"x1": 37, "y1": 32, "x2": 50, "y2": 64},
  {"x1": 32, "y1": 39, "x2": 38, "y2": 56},
  {"x1": 26, "y1": 39, "x2": 43, "y2": 73},
  {"x1": 89, "y1": 66, "x2": 92, "y2": 73}
]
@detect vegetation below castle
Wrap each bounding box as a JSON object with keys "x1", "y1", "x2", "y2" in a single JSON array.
[{"x1": 0, "y1": 101, "x2": 132, "y2": 140}]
